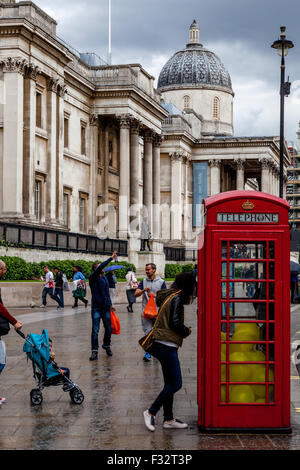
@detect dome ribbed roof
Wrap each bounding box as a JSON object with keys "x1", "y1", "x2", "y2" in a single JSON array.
[
  {"x1": 158, "y1": 22, "x2": 232, "y2": 93},
  {"x1": 158, "y1": 45, "x2": 232, "y2": 92}
]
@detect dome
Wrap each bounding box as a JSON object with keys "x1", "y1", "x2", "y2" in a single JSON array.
[{"x1": 157, "y1": 22, "x2": 232, "y2": 93}]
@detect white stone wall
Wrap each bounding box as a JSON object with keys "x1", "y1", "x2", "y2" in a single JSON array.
[{"x1": 161, "y1": 88, "x2": 233, "y2": 135}]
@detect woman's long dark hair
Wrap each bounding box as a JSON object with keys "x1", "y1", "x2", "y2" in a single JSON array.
[{"x1": 171, "y1": 272, "x2": 196, "y2": 304}]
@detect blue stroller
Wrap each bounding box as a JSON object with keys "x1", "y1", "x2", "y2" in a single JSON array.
[{"x1": 18, "y1": 329, "x2": 84, "y2": 406}]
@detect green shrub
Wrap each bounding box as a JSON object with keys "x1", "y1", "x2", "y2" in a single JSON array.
[
  {"x1": 165, "y1": 264, "x2": 182, "y2": 279},
  {"x1": 0, "y1": 256, "x2": 136, "y2": 281},
  {"x1": 181, "y1": 264, "x2": 195, "y2": 273},
  {"x1": 1, "y1": 256, "x2": 31, "y2": 281}
]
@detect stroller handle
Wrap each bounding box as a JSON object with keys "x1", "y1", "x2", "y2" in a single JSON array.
[{"x1": 16, "y1": 329, "x2": 26, "y2": 339}]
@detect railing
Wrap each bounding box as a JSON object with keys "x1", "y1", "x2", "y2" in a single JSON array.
[
  {"x1": 0, "y1": 222, "x2": 128, "y2": 257},
  {"x1": 164, "y1": 247, "x2": 197, "y2": 262}
]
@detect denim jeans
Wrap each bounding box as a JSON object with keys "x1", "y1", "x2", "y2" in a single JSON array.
[
  {"x1": 91, "y1": 308, "x2": 111, "y2": 352},
  {"x1": 53, "y1": 288, "x2": 64, "y2": 308},
  {"x1": 148, "y1": 342, "x2": 182, "y2": 421},
  {"x1": 42, "y1": 287, "x2": 60, "y2": 306},
  {"x1": 0, "y1": 364, "x2": 5, "y2": 374}
]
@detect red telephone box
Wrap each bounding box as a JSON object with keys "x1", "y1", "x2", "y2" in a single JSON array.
[{"x1": 198, "y1": 190, "x2": 291, "y2": 432}]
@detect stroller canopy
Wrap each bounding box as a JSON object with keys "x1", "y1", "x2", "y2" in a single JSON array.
[{"x1": 23, "y1": 329, "x2": 60, "y2": 380}]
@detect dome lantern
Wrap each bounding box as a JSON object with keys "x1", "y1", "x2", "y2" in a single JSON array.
[{"x1": 188, "y1": 19, "x2": 201, "y2": 47}]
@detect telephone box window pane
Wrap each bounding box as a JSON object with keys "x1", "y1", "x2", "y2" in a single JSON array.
[
  {"x1": 221, "y1": 302, "x2": 268, "y2": 320},
  {"x1": 222, "y1": 281, "x2": 275, "y2": 300},
  {"x1": 223, "y1": 262, "x2": 270, "y2": 280},
  {"x1": 222, "y1": 241, "x2": 228, "y2": 259},
  {"x1": 269, "y1": 242, "x2": 275, "y2": 259},
  {"x1": 230, "y1": 242, "x2": 267, "y2": 259}
]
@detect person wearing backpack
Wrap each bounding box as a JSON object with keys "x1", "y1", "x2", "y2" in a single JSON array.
[
  {"x1": 53, "y1": 267, "x2": 64, "y2": 310},
  {"x1": 0, "y1": 260, "x2": 22, "y2": 405}
]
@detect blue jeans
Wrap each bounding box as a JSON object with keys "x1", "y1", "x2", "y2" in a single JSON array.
[
  {"x1": 148, "y1": 342, "x2": 182, "y2": 421},
  {"x1": 91, "y1": 308, "x2": 111, "y2": 352},
  {"x1": 60, "y1": 367, "x2": 70, "y2": 379},
  {"x1": 42, "y1": 287, "x2": 61, "y2": 306},
  {"x1": 53, "y1": 288, "x2": 64, "y2": 308},
  {"x1": 0, "y1": 364, "x2": 5, "y2": 374}
]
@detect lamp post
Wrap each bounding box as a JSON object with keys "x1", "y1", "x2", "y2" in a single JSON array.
[{"x1": 271, "y1": 26, "x2": 294, "y2": 199}]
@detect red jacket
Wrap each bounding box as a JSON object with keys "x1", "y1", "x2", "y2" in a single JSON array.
[{"x1": 0, "y1": 301, "x2": 17, "y2": 326}]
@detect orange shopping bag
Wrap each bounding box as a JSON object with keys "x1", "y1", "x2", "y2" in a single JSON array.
[
  {"x1": 111, "y1": 307, "x2": 120, "y2": 335},
  {"x1": 143, "y1": 292, "x2": 158, "y2": 320}
]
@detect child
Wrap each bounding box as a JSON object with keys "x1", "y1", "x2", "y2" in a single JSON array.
[{"x1": 49, "y1": 338, "x2": 70, "y2": 380}]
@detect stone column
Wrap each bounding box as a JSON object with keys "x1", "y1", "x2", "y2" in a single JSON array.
[
  {"x1": 152, "y1": 134, "x2": 162, "y2": 239},
  {"x1": 143, "y1": 129, "x2": 153, "y2": 232},
  {"x1": 23, "y1": 64, "x2": 40, "y2": 219},
  {"x1": 260, "y1": 157, "x2": 271, "y2": 193},
  {"x1": 117, "y1": 114, "x2": 131, "y2": 238},
  {"x1": 183, "y1": 155, "x2": 191, "y2": 241},
  {"x1": 170, "y1": 152, "x2": 183, "y2": 240},
  {"x1": 56, "y1": 84, "x2": 66, "y2": 224},
  {"x1": 209, "y1": 159, "x2": 221, "y2": 195},
  {"x1": 234, "y1": 158, "x2": 245, "y2": 191},
  {"x1": 1, "y1": 57, "x2": 27, "y2": 218},
  {"x1": 130, "y1": 119, "x2": 142, "y2": 235},
  {"x1": 88, "y1": 114, "x2": 99, "y2": 235},
  {"x1": 46, "y1": 78, "x2": 57, "y2": 223}
]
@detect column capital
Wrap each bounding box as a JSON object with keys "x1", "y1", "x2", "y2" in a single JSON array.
[
  {"x1": 170, "y1": 151, "x2": 184, "y2": 162},
  {"x1": 89, "y1": 113, "x2": 99, "y2": 126},
  {"x1": 144, "y1": 129, "x2": 154, "y2": 143},
  {"x1": 131, "y1": 118, "x2": 142, "y2": 135},
  {"x1": 234, "y1": 157, "x2": 245, "y2": 170},
  {"x1": 24, "y1": 63, "x2": 41, "y2": 81},
  {"x1": 47, "y1": 77, "x2": 67, "y2": 97},
  {"x1": 153, "y1": 134, "x2": 163, "y2": 148},
  {"x1": 209, "y1": 159, "x2": 222, "y2": 168},
  {"x1": 116, "y1": 113, "x2": 132, "y2": 129},
  {"x1": 1, "y1": 56, "x2": 28, "y2": 75},
  {"x1": 259, "y1": 157, "x2": 272, "y2": 170}
]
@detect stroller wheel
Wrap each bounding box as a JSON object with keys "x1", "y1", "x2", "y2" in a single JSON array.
[
  {"x1": 30, "y1": 389, "x2": 43, "y2": 406},
  {"x1": 70, "y1": 388, "x2": 84, "y2": 405}
]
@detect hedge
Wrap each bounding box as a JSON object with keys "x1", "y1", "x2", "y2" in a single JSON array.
[
  {"x1": 0, "y1": 256, "x2": 136, "y2": 281},
  {"x1": 164, "y1": 263, "x2": 195, "y2": 279}
]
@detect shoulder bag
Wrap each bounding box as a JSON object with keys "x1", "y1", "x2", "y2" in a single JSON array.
[{"x1": 138, "y1": 290, "x2": 181, "y2": 352}]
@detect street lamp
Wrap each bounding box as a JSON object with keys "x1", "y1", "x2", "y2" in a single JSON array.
[{"x1": 271, "y1": 26, "x2": 294, "y2": 199}]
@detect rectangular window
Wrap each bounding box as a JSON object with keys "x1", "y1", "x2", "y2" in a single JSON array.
[
  {"x1": 81, "y1": 125, "x2": 86, "y2": 155},
  {"x1": 34, "y1": 180, "x2": 41, "y2": 220},
  {"x1": 63, "y1": 193, "x2": 69, "y2": 227},
  {"x1": 79, "y1": 197, "x2": 85, "y2": 232},
  {"x1": 64, "y1": 117, "x2": 69, "y2": 148},
  {"x1": 36, "y1": 93, "x2": 42, "y2": 128}
]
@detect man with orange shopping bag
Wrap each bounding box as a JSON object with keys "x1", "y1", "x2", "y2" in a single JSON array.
[{"x1": 135, "y1": 263, "x2": 167, "y2": 362}]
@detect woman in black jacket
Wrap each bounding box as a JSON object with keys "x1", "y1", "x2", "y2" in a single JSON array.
[{"x1": 143, "y1": 272, "x2": 195, "y2": 432}]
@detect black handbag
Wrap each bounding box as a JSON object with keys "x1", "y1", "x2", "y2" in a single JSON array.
[
  {"x1": 0, "y1": 315, "x2": 10, "y2": 336},
  {"x1": 0, "y1": 295, "x2": 10, "y2": 336}
]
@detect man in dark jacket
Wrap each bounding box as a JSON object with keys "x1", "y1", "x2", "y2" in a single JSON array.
[
  {"x1": 89, "y1": 250, "x2": 117, "y2": 361},
  {"x1": 53, "y1": 267, "x2": 64, "y2": 309}
]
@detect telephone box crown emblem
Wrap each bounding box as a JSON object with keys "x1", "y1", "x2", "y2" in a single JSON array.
[{"x1": 242, "y1": 200, "x2": 255, "y2": 210}]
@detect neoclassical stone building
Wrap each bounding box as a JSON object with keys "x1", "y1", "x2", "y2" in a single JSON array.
[{"x1": 0, "y1": 3, "x2": 289, "y2": 270}]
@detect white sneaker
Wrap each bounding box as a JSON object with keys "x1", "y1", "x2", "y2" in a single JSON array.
[
  {"x1": 40, "y1": 305, "x2": 46, "y2": 308},
  {"x1": 143, "y1": 410, "x2": 155, "y2": 432},
  {"x1": 0, "y1": 397, "x2": 6, "y2": 403},
  {"x1": 163, "y1": 419, "x2": 188, "y2": 429}
]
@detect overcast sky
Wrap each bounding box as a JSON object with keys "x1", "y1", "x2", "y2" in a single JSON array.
[{"x1": 37, "y1": 0, "x2": 300, "y2": 147}]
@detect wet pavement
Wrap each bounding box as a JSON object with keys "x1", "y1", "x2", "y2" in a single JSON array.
[{"x1": 0, "y1": 302, "x2": 300, "y2": 450}]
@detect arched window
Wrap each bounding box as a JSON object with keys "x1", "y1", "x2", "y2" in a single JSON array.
[
  {"x1": 213, "y1": 96, "x2": 220, "y2": 120},
  {"x1": 183, "y1": 95, "x2": 190, "y2": 109}
]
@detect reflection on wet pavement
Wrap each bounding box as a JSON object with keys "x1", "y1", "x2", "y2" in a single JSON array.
[{"x1": 0, "y1": 302, "x2": 299, "y2": 450}]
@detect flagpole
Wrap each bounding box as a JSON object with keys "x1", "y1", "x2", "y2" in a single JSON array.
[{"x1": 108, "y1": 0, "x2": 112, "y2": 64}]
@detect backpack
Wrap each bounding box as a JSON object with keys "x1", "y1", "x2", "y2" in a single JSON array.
[{"x1": 62, "y1": 274, "x2": 70, "y2": 292}]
